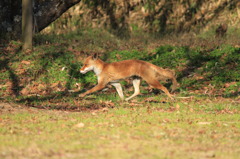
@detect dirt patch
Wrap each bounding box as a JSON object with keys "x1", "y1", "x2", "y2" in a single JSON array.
[{"x1": 0, "y1": 102, "x2": 24, "y2": 114}]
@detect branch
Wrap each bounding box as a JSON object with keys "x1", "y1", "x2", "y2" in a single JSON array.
[{"x1": 34, "y1": 0, "x2": 81, "y2": 32}]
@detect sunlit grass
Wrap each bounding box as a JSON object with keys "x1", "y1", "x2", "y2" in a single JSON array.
[
  {"x1": 0, "y1": 94, "x2": 239, "y2": 159},
  {"x1": 1, "y1": 28, "x2": 239, "y2": 159}
]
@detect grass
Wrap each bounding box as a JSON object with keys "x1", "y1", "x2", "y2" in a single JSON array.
[
  {"x1": 0, "y1": 28, "x2": 240, "y2": 158},
  {"x1": 0, "y1": 94, "x2": 240, "y2": 159},
  {"x1": 1, "y1": 35, "x2": 239, "y2": 98}
]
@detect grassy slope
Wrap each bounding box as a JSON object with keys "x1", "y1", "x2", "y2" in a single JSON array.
[
  {"x1": 0, "y1": 29, "x2": 239, "y2": 99},
  {"x1": 0, "y1": 29, "x2": 240, "y2": 158}
]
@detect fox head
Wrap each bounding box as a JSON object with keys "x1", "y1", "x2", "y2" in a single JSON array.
[{"x1": 80, "y1": 53, "x2": 98, "y2": 74}]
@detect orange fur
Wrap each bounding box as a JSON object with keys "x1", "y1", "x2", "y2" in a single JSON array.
[{"x1": 80, "y1": 53, "x2": 179, "y2": 100}]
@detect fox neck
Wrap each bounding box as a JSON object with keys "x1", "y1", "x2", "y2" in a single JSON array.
[{"x1": 93, "y1": 59, "x2": 106, "y2": 76}]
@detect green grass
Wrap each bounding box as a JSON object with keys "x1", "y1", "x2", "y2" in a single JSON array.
[
  {"x1": 0, "y1": 95, "x2": 240, "y2": 159},
  {"x1": 1, "y1": 29, "x2": 239, "y2": 98},
  {"x1": 1, "y1": 28, "x2": 240, "y2": 158}
]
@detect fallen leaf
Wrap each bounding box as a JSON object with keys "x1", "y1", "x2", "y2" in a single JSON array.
[
  {"x1": 145, "y1": 97, "x2": 158, "y2": 103},
  {"x1": 198, "y1": 130, "x2": 206, "y2": 134},
  {"x1": 101, "y1": 107, "x2": 109, "y2": 112},
  {"x1": 74, "y1": 123, "x2": 85, "y2": 128},
  {"x1": 163, "y1": 118, "x2": 171, "y2": 123},
  {"x1": 198, "y1": 122, "x2": 211, "y2": 125},
  {"x1": 21, "y1": 60, "x2": 31, "y2": 65},
  {"x1": 176, "y1": 104, "x2": 180, "y2": 110},
  {"x1": 91, "y1": 111, "x2": 97, "y2": 116},
  {"x1": 106, "y1": 113, "x2": 114, "y2": 118},
  {"x1": 189, "y1": 108, "x2": 194, "y2": 112}
]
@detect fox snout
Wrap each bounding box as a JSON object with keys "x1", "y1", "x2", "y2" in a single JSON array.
[
  {"x1": 80, "y1": 65, "x2": 93, "y2": 74},
  {"x1": 80, "y1": 67, "x2": 86, "y2": 74}
]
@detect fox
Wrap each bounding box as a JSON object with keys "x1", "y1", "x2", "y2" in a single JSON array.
[{"x1": 79, "y1": 53, "x2": 179, "y2": 101}]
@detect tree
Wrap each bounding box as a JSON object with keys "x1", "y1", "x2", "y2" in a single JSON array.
[
  {"x1": 22, "y1": 0, "x2": 33, "y2": 50},
  {"x1": 0, "y1": 0, "x2": 81, "y2": 40}
]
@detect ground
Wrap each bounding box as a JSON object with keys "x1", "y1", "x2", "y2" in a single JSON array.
[
  {"x1": 0, "y1": 92, "x2": 239, "y2": 159},
  {"x1": 0, "y1": 28, "x2": 239, "y2": 159}
]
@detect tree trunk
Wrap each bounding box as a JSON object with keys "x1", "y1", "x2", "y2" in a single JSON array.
[
  {"x1": 22, "y1": 0, "x2": 33, "y2": 50},
  {"x1": 0, "y1": 0, "x2": 81, "y2": 40}
]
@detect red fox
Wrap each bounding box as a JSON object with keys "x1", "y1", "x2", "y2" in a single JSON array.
[{"x1": 80, "y1": 53, "x2": 179, "y2": 101}]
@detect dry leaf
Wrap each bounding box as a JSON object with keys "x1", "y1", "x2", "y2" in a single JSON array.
[
  {"x1": 176, "y1": 104, "x2": 180, "y2": 110},
  {"x1": 101, "y1": 107, "x2": 109, "y2": 112},
  {"x1": 74, "y1": 123, "x2": 85, "y2": 128},
  {"x1": 198, "y1": 122, "x2": 211, "y2": 125},
  {"x1": 21, "y1": 60, "x2": 31, "y2": 65}
]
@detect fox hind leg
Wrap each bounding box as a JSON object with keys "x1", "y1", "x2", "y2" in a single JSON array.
[
  {"x1": 170, "y1": 77, "x2": 179, "y2": 93},
  {"x1": 145, "y1": 79, "x2": 173, "y2": 100},
  {"x1": 125, "y1": 78, "x2": 141, "y2": 101},
  {"x1": 111, "y1": 82, "x2": 124, "y2": 100}
]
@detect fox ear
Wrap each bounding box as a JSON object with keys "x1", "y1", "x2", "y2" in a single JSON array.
[{"x1": 92, "y1": 53, "x2": 98, "y2": 60}]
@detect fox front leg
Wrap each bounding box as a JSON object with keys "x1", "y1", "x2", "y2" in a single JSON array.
[
  {"x1": 79, "y1": 77, "x2": 108, "y2": 98},
  {"x1": 125, "y1": 78, "x2": 141, "y2": 101},
  {"x1": 79, "y1": 83, "x2": 106, "y2": 97},
  {"x1": 79, "y1": 93, "x2": 87, "y2": 98}
]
